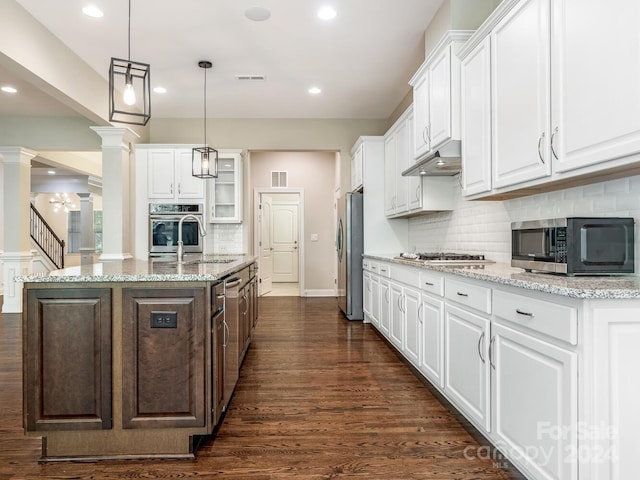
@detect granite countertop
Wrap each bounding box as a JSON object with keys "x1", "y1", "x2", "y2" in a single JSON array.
[
  {"x1": 365, "y1": 254, "x2": 640, "y2": 299},
  {"x1": 18, "y1": 254, "x2": 257, "y2": 283}
]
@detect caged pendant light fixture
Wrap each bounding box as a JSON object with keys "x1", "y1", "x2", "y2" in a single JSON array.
[
  {"x1": 109, "y1": 0, "x2": 151, "y2": 125},
  {"x1": 192, "y1": 60, "x2": 218, "y2": 178}
]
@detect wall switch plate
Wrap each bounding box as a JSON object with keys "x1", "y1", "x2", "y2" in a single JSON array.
[
  {"x1": 150, "y1": 311, "x2": 178, "y2": 328},
  {"x1": 310, "y1": 233, "x2": 319, "y2": 241}
]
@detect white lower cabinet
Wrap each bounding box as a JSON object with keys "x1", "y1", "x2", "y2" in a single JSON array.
[
  {"x1": 362, "y1": 257, "x2": 637, "y2": 480},
  {"x1": 491, "y1": 321, "x2": 577, "y2": 480},
  {"x1": 370, "y1": 275, "x2": 380, "y2": 329},
  {"x1": 418, "y1": 293, "x2": 444, "y2": 388},
  {"x1": 363, "y1": 270, "x2": 373, "y2": 321},
  {"x1": 378, "y1": 278, "x2": 391, "y2": 337},
  {"x1": 444, "y1": 303, "x2": 491, "y2": 432}
]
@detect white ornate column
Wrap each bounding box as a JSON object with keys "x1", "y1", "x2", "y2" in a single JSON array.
[
  {"x1": 0, "y1": 147, "x2": 36, "y2": 313},
  {"x1": 90, "y1": 127, "x2": 139, "y2": 261},
  {"x1": 77, "y1": 193, "x2": 95, "y2": 264}
]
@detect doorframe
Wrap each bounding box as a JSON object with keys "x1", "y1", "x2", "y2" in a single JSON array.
[{"x1": 253, "y1": 188, "x2": 305, "y2": 296}]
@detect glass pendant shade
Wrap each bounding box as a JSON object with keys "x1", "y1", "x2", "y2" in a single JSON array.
[{"x1": 192, "y1": 146, "x2": 219, "y2": 178}]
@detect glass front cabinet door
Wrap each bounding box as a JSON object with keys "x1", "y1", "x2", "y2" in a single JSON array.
[{"x1": 209, "y1": 152, "x2": 242, "y2": 223}]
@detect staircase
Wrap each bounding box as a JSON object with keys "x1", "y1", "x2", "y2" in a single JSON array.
[{"x1": 30, "y1": 204, "x2": 65, "y2": 270}]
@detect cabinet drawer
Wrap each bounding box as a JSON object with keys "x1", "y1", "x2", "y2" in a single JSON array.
[
  {"x1": 363, "y1": 259, "x2": 378, "y2": 273},
  {"x1": 420, "y1": 270, "x2": 444, "y2": 296},
  {"x1": 445, "y1": 278, "x2": 491, "y2": 314},
  {"x1": 493, "y1": 290, "x2": 578, "y2": 345},
  {"x1": 391, "y1": 264, "x2": 420, "y2": 287},
  {"x1": 378, "y1": 262, "x2": 391, "y2": 278}
]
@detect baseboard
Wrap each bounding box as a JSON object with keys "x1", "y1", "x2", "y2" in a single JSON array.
[{"x1": 303, "y1": 289, "x2": 335, "y2": 297}]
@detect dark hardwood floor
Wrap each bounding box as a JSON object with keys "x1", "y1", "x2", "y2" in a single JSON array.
[{"x1": 0, "y1": 297, "x2": 524, "y2": 479}]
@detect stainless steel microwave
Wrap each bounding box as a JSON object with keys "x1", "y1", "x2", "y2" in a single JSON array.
[{"x1": 511, "y1": 217, "x2": 635, "y2": 275}]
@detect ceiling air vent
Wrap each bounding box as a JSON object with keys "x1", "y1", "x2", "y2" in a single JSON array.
[
  {"x1": 271, "y1": 171, "x2": 288, "y2": 188},
  {"x1": 236, "y1": 75, "x2": 266, "y2": 81}
]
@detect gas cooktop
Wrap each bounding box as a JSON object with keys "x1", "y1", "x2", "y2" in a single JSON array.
[{"x1": 396, "y1": 252, "x2": 495, "y2": 267}]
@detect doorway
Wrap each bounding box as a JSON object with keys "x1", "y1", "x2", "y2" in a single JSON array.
[{"x1": 254, "y1": 190, "x2": 303, "y2": 297}]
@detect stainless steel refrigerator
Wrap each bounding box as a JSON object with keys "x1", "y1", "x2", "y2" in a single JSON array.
[{"x1": 336, "y1": 192, "x2": 364, "y2": 320}]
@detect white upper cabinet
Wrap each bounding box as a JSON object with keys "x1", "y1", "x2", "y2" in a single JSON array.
[
  {"x1": 410, "y1": 31, "x2": 472, "y2": 162},
  {"x1": 551, "y1": 0, "x2": 640, "y2": 173},
  {"x1": 460, "y1": 0, "x2": 640, "y2": 199},
  {"x1": 461, "y1": 36, "x2": 492, "y2": 196},
  {"x1": 146, "y1": 148, "x2": 206, "y2": 200},
  {"x1": 491, "y1": 0, "x2": 552, "y2": 188}
]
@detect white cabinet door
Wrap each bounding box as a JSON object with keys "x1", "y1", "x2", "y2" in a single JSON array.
[
  {"x1": 175, "y1": 150, "x2": 206, "y2": 199},
  {"x1": 370, "y1": 275, "x2": 380, "y2": 328},
  {"x1": 419, "y1": 293, "x2": 445, "y2": 389},
  {"x1": 412, "y1": 69, "x2": 430, "y2": 159},
  {"x1": 491, "y1": 0, "x2": 551, "y2": 188},
  {"x1": 551, "y1": 0, "x2": 640, "y2": 173},
  {"x1": 444, "y1": 303, "x2": 491, "y2": 432},
  {"x1": 379, "y1": 279, "x2": 391, "y2": 336},
  {"x1": 393, "y1": 117, "x2": 409, "y2": 214},
  {"x1": 461, "y1": 36, "x2": 492, "y2": 196},
  {"x1": 384, "y1": 134, "x2": 397, "y2": 216},
  {"x1": 389, "y1": 282, "x2": 404, "y2": 350},
  {"x1": 403, "y1": 286, "x2": 421, "y2": 367},
  {"x1": 492, "y1": 322, "x2": 577, "y2": 480},
  {"x1": 147, "y1": 150, "x2": 176, "y2": 199},
  {"x1": 363, "y1": 271, "x2": 373, "y2": 320},
  {"x1": 428, "y1": 46, "x2": 453, "y2": 150}
]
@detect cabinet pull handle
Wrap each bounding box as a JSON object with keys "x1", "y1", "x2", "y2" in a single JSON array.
[
  {"x1": 425, "y1": 125, "x2": 431, "y2": 144},
  {"x1": 223, "y1": 319, "x2": 229, "y2": 347},
  {"x1": 537, "y1": 132, "x2": 546, "y2": 164},
  {"x1": 415, "y1": 184, "x2": 421, "y2": 201},
  {"x1": 423, "y1": 126, "x2": 429, "y2": 144},
  {"x1": 424, "y1": 281, "x2": 434, "y2": 287},
  {"x1": 516, "y1": 308, "x2": 535, "y2": 318},
  {"x1": 178, "y1": 183, "x2": 181, "y2": 194},
  {"x1": 418, "y1": 303, "x2": 423, "y2": 323},
  {"x1": 489, "y1": 335, "x2": 496, "y2": 370},
  {"x1": 550, "y1": 126, "x2": 559, "y2": 160},
  {"x1": 477, "y1": 331, "x2": 486, "y2": 363},
  {"x1": 456, "y1": 292, "x2": 469, "y2": 297},
  {"x1": 385, "y1": 287, "x2": 389, "y2": 303},
  {"x1": 170, "y1": 183, "x2": 173, "y2": 195}
]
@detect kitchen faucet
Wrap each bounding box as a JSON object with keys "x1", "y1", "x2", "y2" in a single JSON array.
[{"x1": 177, "y1": 214, "x2": 207, "y2": 263}]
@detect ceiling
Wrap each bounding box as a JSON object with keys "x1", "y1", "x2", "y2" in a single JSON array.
[{"x1": 5, "y1": 0, "x2": 444, "y2": 120}]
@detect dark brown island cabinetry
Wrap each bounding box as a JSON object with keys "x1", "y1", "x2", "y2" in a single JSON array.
[
  {"x1": 21, "y1": 258, "x2": 257, "y2": 460},
  {"x1": 121, "y1": 287, "x2": 206, "y2": 429},
  {"x1": 24, "y1": 288, "x2": 112, "y2": 432}
]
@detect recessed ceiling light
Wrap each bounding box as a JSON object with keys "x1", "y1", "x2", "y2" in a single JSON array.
[
  {"x1": 245, "y1": 6, "x2": 271, "y2": 21},
  {"x1": 82, "y1": 5, "x2": 104, "y2": 18},
  {"x1": 317, "y1": 6, "x2": 337, "y2": 20},
  {"x1": 48, "y1": 170, "x2": 56, "y2": 175},
  {"x1": 153, "y1": 86, "x2": 167, "y2": 94},
  {"x1": 1, "y1": 85, "x2": 17, "y2": 94},
  {"x1": 308, "y1": 87, "x2": 322, "y2": 95}
]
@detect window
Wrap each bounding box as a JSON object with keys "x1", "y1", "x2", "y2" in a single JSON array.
[{"x1": 67, "y1": 210, "x2": 103, "y2": 254}]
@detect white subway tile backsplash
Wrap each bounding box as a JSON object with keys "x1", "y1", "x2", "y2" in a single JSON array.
[{"x1": 408, "y1": 174, "x2": 640, "y2": 264}]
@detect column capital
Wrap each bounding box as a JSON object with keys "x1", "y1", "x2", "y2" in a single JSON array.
[
  {"x1": 90, "y1": 127, "x2": 140, "y2": 149},
  {"x1": 0, "y1": 147, "x2": 38, "y2": 165}
]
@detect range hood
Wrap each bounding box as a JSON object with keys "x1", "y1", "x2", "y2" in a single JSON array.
[{"x1": 402, "y1": 140, "x2": 461, "y2": 176}]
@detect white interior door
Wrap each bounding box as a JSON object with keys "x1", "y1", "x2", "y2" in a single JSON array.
[
  {"x1": 271, "y1": 203, "x2": 299, "y2": 283},
  {"x1": 258, "y1": 195, "x2": 273, "y2": 296}
]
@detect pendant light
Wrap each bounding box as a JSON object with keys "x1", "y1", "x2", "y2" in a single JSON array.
[
  {"x1": 109, "y1": 0, "x2": 151, "y2": 126},
  {"x1": 192, "y1": 60, "x2": 218, "y2": 178}
]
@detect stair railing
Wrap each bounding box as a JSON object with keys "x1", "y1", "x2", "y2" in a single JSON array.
[{"x1": 30, "y1": 203, "x2": 65, "y2": 269}]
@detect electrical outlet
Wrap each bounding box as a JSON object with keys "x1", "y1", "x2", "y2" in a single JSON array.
[{"x1": 150, "y1": 311, "x2": 178, "y2": 328}]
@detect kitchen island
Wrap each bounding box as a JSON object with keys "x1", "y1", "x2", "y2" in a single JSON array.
[{"x1": 18, "y1": 255, "x2": 257, "y2": 461}]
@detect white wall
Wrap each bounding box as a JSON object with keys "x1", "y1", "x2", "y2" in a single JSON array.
[{"x1": 409, "y1": 174, "x2": 640, "y2": 267}]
